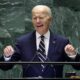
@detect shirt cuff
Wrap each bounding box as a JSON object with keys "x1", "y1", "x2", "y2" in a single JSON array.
[
  {"x1": 4, "y1": 56, "x2": 11, "y2": 61},
  {"x1": 68, "y1": 53, "x2": 77, "y2": 59}
]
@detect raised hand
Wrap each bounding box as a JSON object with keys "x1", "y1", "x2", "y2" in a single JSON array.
[
  {"x1": 3, "y1": 45, "x2": 14, "y2": 57},
  {"x1": 64, "y1": 44, "x2": 76, "y2": 56}
]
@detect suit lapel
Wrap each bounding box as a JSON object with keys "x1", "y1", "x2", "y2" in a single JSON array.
[
  {"x1": 29, "y1": 31, "x2": 38, "y2": 61},
  {"x1": 47, "y1": 32, "x2": 57, "y2": 61},
  {"x1": 30, "y1": 31, "x2": 57, "y2": 61}
]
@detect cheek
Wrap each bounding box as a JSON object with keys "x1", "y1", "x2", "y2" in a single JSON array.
[
  {"x1": 32, "y1": 21, "x2": 36, "y2": 26},
  {"x1": 44, "y1": 18, "x2": 51, "y2": 25},
  {"x1": 45, "y1": 21, "x2": 50, "y2": 26}
]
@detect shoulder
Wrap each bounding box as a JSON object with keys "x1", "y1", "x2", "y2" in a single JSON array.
[
  {"x1": 55, "y1": 34, "x2": 68, "y2": 41},
  {"x1": 52, "y1": 34, "x2": 70, "y2": 47},
  {"x1": 16, "y1": 31, "x2": 35, "y2": 42},
  {"x1": 51, "y1": 32, "x2": 69, "y2": 44}
]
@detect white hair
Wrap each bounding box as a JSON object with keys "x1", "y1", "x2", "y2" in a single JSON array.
[{"x1": 32, "y1": 5, "x2": 52, "y2": 17}]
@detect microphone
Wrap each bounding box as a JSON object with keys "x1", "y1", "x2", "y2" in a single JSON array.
[
  {"x1": 26, "y1": 50, "x2": 39, "y2": 71},
  {"x1": 26, "y1": 50, "x2": 56, "y2": 78},
  {"x1": 46, "y1": 56, "x2": 56, "y2": 77},
  {"x1": 37, "y1": 49, "x2": 56, "y2": 77}
]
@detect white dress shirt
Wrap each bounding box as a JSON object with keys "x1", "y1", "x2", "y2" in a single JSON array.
[{"x1": 36, "y1": 30, "x2": 50, "y2": 56}]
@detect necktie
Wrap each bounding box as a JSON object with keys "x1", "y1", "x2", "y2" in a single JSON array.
[{"x1": 37, "y1": 35, "x2": 47, "y2": 70}]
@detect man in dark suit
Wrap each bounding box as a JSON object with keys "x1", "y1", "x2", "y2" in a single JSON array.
[{"x1": 0, "y1": 5, "x2": 80, "y2": 78}]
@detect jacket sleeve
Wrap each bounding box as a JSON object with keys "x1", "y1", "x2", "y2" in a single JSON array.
[
  {"x1": 0, "y1": 39, "x2": 22, "y2": 71},
  {"x1": 71, "y1": 54, "x2": 80, "y2": 70},
  {"x1": 0, "y1": 56, "x2": 14, "y2": 70}
]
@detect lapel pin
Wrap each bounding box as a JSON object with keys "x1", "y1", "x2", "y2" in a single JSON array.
[{"x1": 53, "y1": 41, "x2": 55, "y2": 44}]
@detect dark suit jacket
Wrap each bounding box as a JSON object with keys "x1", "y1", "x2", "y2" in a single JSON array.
[{"x1": 0, "y1": 30, "x2": 80, "y2": 78}]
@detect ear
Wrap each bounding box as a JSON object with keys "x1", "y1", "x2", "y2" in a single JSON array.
[{"x1": 48, "y1": 16, "x2": 52, "y2": 21}]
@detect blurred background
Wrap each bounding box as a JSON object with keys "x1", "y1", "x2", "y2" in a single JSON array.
[{"x1": 0, "y1": 0, "x2": 80, "y2": 79}]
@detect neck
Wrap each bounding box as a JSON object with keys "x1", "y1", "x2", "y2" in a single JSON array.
[{"x1": 37, "y1": 30, "x2": 49, "y2": 35}]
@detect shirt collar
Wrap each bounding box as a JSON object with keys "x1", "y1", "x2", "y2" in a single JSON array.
[{"x1": 36, "y1": 30, "x2": 50, "y2": 39}]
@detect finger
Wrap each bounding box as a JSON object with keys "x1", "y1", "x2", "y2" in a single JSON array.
[
  {"x1": 4, "y1": 46, "x2": 14, "y2": 56},
  {"x1": 65, "y1": 44, "x2": 74, "y2": 51},
  {"x1": 4, "y1": 47, "x2": 11, "y2": 53}
]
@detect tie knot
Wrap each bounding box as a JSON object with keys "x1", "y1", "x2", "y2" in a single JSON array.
[{"x1": 40, "y1": 35, "x2": 44, "y2": 39}]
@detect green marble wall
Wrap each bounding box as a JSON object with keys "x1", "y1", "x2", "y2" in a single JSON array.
[{"x1": 0, "y1": 0, "x2": 80, "y2": 79}]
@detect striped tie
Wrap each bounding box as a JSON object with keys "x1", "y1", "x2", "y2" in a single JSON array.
[{"x1": 37, "y1": 35, "x2": 47, "y2": 70}]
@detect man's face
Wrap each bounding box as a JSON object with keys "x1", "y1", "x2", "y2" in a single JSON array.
[{"x1": 32, "y1": 8, "x2": 52, "y2": 34}]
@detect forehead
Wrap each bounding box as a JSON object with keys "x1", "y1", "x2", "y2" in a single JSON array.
[{"x1": 32, "y1": 7, "x2": 49, "y2": 16}]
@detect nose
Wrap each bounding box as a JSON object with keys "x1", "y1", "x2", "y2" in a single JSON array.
[{"x1": 36, "y1": 18, "x2": 40, "y2": 23}]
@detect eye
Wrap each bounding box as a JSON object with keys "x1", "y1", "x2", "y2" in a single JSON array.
[
  {"x1": 39, "y1": 17, "x2": 44, "y2": 19},
  {"x1": 33, "y1": 17, "x2": 37, "y2": 20}
]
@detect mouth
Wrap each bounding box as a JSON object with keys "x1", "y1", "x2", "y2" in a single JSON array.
[{"x1": 36, "y1": 24, "x2": 43, "y2": 27}]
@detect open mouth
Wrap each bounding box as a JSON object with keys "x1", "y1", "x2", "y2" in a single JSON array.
[{"x1": 37, "y1": 24, "x2": 43, "y2": 27}]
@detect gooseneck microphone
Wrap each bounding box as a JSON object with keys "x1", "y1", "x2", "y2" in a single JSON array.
[{"x1": 25, "y1": 50, "x2": 56, "y2": 78}]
